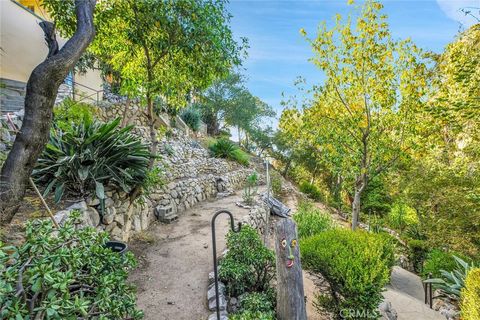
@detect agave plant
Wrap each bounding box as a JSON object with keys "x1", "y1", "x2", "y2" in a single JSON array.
[
  {"x1": 33, "y1": 118, "x2": 151, "y2": 203},
  {"x1": 424, "y1": 255, "x2": 476, "y2": 300}
]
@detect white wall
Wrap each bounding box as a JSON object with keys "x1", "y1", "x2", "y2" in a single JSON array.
[{"x1": 0, "y1": 0, "x2": 102, "y2": 95}]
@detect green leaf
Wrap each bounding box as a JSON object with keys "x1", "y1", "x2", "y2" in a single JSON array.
[
  {"x1": 95, "y1": 181, "x2": 105, "y2": 200},
  {"x1": 78, "y1": 166, "x2": 89, "y2": 181},
  {"x1": 54, "y1": 183, "x2": 65, "y2": 203}
]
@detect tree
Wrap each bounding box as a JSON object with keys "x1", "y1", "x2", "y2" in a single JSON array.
[
  {"x1": 0, "y1": 0, "x2": 96, "y2": 224},
  {"x1": 224, "y1": 91, "x2": 275, "y2": 148},
  {"x1": 399, "y1": 24, "x2": 480, "y2": 256},
  {"x1": 196, "y1": 71, "x2": 275, "y2": 144},
  {"x1": 280, "y1": 0, "x2": 427, "y2": 229},
  {"x1": 197, "y1": 72, "x2": 246, "y2": 135},
  {"x1": 44, "y1": 0, "x2": 246, "y2": 165}
]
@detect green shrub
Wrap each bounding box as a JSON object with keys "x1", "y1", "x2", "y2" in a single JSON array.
[
  {"x1": 293, "y1": 201, "x2": 336, "y2": 239},
  {"x1": 229, "y1": 310, "x2": 275, "y2": 320},
  {"x1": 425, "y1": 256, "x2": 476, "y2": 300},
  {"x1": 53, "y1": 98, "x2": 98, "y2": 131},
  {"x1": 422, "y1": 249, "x2": 473, "y2": 279},
  {"x1": 141, "y1": 167, "x2": 166, "y2": 196},
  {"x1": 270, "y1": 171, "x2": 283, "y2": 199},
  {"x1": 209, "y1": 138, "x2": 237, "y2": 157},
  {"x1": 461, "y1": 268, "x2": 480, "y2": 320},
  {"x1": 243, "y1": 171, "x2": 258, "y2": 205},
  {"x1": 231, "y1": 148, "x2": 250, "y2": 166},
  {"x1": 0, "y1": 212, "x2": 143, "y2": 319},
  {"x1": 219, "y1": 226, "x2": 275, "y2": 297},
  {"x1": 301, "y1": 229, "x2": 395, "y2": 316},
  {"x1": 386, "y1": 202, "x2": 418, "y2": 232},
  {"x1": 180, "y1": 106, "x2": 202, "y2": 132},
  {"x1": 299, "y1": 181, "x2": 322, "y2": 201},
  {"x1": 407, "y1": 239, "x2": 429, "y2": 273},
  {"x1": 209, "y1": 138, "x2": 249, "y2": 166},
  {"x1": 33, "y1": 118, "x2": 150, "y2": 203},
  {"x1": 239, "y1": 291, "x2": 275, "y2": 314}
]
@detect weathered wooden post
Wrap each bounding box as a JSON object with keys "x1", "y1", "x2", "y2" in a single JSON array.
[{"x1": 275, "y1": 218, "x2": 307, "y2": 320}]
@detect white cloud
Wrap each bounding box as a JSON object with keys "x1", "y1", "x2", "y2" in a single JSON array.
[{"x1": 436, "y1": 0, "x2": 479, "y2": 27}]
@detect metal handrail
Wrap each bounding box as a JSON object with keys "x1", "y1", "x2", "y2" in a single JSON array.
[
  {"x1": 72, "y1": 80, "x2": 103, "y2": 94},
  {"x1": 211, "y1": 210, "x2": 242, "y2": 320},
  {"x1": 62, "y1": 79, "x2": 104, "y2": 104}
]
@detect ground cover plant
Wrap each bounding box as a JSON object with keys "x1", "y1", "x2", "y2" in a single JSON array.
[
  {"x1": 0, "y1": 212, "x2": 143, "y2": 319},
  {"x1": 300, "y1": 228, "x2": 395, "y2": 317}
]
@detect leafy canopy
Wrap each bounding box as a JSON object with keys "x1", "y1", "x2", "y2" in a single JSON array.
[{"x1": 43, "y1": 0, "x2": 247, "y2": 106}]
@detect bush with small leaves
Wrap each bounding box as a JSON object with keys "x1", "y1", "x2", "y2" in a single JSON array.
[
  {"x1": 407, "y1": 238, "x2": 429, "y2": 274},
  {"x1": 270, "y1": 171, "x2": 283, "y2": 199},
  {"x1": 299, "y1": 181, "x2": 322, "y2": 201},
  {"x1": 421, "y1": 249, "x2": 474, "y2": 279},
  {"x1": 293, "y1": 201, "x2": 336, "y2": 239},
  {"x1": 301, "y1": 229, "x2": 395, "y2": 316},
  {"x1": 53, "y1": 98, "x2": 98, "y2": 132},
  {"x1": 219, "y1": 226, "x2": 275, "y2": 297},
  {"x1": 0, "y1": 212, "x2": 143, "y2": 319},
  {"x1": 229, "y1": 310, "x2": 275, "y2": 320},
  {"x1": 180, "y1": 106, "x2": 202, "y2": 132},
  {"x1": 243, "y1": 171, "x2": 258, "y2": 205},
  {"x1": 461, "y1": 268, "x2": 480, "y2": 320}
]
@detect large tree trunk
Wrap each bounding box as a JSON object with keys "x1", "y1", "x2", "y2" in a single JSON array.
[{"x1": 0, "y1": 0, "x2": 96, "y2": 225}]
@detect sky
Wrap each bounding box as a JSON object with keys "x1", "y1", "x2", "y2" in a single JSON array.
[{"x1": 227, "y1": 0, "x2": 479, "y2": 127}]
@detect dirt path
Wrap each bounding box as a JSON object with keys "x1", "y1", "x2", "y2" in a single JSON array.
[
  {"x1": 129, "y1": 182, "x2": 328, "y2": 320},
  {"x1": 128, "y1": 190, "x2": 253, "y2": 320}
]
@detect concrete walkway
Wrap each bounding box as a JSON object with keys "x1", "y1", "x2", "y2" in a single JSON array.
[{"x1": 383, "y1": 267, "x2": 445, "y2": 320}]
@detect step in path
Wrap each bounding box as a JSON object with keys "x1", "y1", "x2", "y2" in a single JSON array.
[{"x1": 384, "y1": 266, "x2": 446, "y2": 320}]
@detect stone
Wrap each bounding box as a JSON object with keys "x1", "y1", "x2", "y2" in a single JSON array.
[
  {"x1": 170, "y1": 190, "x2": 178, "y2": 198},
  {"x1": 208, "y1": 294, "x2": 227, "y2": 312},
  {"x1": 133, "y1": 216, "x2": 142, "y2": 231},
  {"x1": 53, "y1": 210, "x2": 70, "y2": 226},
  {"x1": 207, "y1": 312, "x2": 228, "y2": 320},
  {"x1": 87, "y1": 197, "x2": 100, "y2": 206},
  {"x1": 114, "y1": 214, "x2": 125, "y2": 226},
  {"x1": 207, "y1": 282, "x2": 225, "y2": 301},
  {"x1": 110, "y1": 226, "x2": 122, "y2": 240},
  {"x1": 104, "y1": 198, "x2": 115, "y2": 208},
  {"x1": 105, "y1": 222, "x2": 117, "y2": 233},
  {"x1": 67, "y1": 201, "x2": 87, "y2": 211},
  {"x1": 103, "y1": 213, "x2": 114, "y2": 225},
  {"x1": 378, "y1": 301, "x2": 398, "y2": 320},
  {"x1": 86, "y1": 207, "x2": 100, "y2": 227}
]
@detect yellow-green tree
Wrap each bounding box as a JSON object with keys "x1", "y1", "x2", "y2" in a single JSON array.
[
  {"x1": 401, "y1": 24, "x2": 480, "y2": 256},
  {"x1": 282, "y1": 0, "x2": 427, "y2": 229}
]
